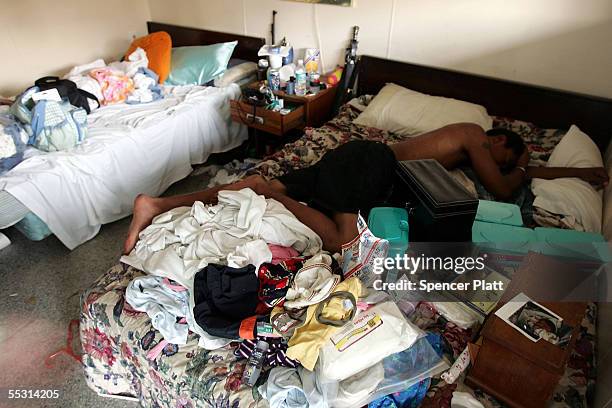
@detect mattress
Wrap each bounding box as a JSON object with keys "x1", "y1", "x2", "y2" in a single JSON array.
[{"x1": 0, "y1": 85, "x2": 247, "y2": 249}]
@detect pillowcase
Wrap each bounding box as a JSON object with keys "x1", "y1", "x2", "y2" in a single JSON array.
[
  {"x1": 124, "y1": 31, "x2": 172, "y2": 83},
  {"x1": 531, "y1": 125, "x2": 603, "y2": 233},
  {"x1": 353, "y1": 83, "x2": 493, "y2": 136},
  {"x1": 165, "y1": 42, "x2": 237, "y2": 86},
  {"x1": 214, "y1": 61, "x2": 257, "y2": 87}
]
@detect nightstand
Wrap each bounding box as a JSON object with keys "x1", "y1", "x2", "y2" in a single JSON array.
[{"x1": 230, "y1": 81, "x2": 337, "y2": 156}]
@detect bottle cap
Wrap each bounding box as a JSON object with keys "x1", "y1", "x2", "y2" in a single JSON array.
[{"x1": 256, "y1": 340, "x2": 269, "y2": 352}]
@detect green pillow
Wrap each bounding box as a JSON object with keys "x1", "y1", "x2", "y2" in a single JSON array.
[{"x1": 166, "y1": 41, "x2": 237, "y2": 86}]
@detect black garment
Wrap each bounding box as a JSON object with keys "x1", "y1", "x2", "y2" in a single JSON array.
[
  {"x1": 193, "y1": 263, "x2": 259, "y2": 339},
  {"x1": 34, "y1": 76, "x2": 99, "y2": 114},
  {"x1": 277, "y1": 140, "x2": 396, "y2": 215}
]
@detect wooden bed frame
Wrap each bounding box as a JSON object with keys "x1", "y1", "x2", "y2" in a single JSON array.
[
  {"x1": 147, "y1": 21, "x2": 265, "y2": 62},
  {"x1": 357, "y1": 55, "x2": 612, "y2": 151}
]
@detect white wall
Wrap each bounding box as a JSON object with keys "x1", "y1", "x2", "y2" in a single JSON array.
[
  {"x1": 0, "y1": 0, "x2": 151, "y2": 96},
  {"x1": 148, "y1": 0, "x2": 612, "y2": 98}
]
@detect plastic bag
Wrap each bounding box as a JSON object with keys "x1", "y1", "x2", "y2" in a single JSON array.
[
  {"x1": 318, "y1": 301, "x2": 422, "y2": 382},
  {"x1": 348, "y1": 335, "x2": 449, "y2": 408},
  {"x1": 341, "y1": 214, "x2": 389, "y2": 287}
]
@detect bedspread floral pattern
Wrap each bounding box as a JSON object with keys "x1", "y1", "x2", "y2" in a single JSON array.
[
  {"x1": 80, "y1": 263, "x2": 264, "y2": 407},
  {"x1": 249, "y1": 104, "x2": 566, "y2": 181}
]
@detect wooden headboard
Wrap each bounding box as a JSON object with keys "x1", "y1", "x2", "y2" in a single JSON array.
[
  {"x1": 357, "y1": 55, "x2": 612, "y2": 151},
  {"x1": 147, "y1": 22, "x2": 265, "y2": 62}
]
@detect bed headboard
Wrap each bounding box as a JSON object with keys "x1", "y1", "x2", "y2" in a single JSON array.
[
  {"x1": 357, "y1": 55, "x2": 612, "y2": 151},
  {"x1": 147, "y1": 21, "x2": 265, "y2": 62}
]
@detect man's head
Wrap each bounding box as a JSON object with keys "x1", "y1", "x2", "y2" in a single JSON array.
[{"x1": 486, "y1": 128, "x2": 526, "y2": 170}]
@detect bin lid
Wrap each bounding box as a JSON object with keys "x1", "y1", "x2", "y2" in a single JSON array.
[
  {"x1": 368, "y1": 207, "x2": 409, "y2": 245},
  {"x1": 476, "y1": 200, "x2": 523, "y2": 226}
]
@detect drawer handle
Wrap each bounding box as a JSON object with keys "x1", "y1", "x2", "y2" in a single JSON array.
[{"x1": 245, "y1": 113, "x2": 264, "y2": 125}]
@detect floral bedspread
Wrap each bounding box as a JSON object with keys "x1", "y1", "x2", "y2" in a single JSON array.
[
  {"x1": 249, "y1": 103, "x2": 566, "y2": 180},
  {"x1": 81, "y1": 263, "x2": 266, "y2": 408}
]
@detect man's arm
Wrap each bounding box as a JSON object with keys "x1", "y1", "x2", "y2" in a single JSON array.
[
  {"x1": 465, "y1": 137, "x2": 526, "y2": 200},
  {"x1": 526, "y1": 167, "x2": 609, "y2": 188}
]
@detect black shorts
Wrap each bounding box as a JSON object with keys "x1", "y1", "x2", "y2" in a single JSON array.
[{"x1": 277, "y1": 140, "x2": 396, "y2": 215}]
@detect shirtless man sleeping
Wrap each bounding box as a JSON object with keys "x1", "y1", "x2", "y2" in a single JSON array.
[{"x1": 123, "y1": 123, "x2": 608, "y2": 254}]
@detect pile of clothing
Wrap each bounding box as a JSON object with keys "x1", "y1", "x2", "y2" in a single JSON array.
[
  {"x1": 0, "y1": 48, "x2": 166, "y2": 173},
  {"x1": 65, "y1": 47, "x2": 163, "y2": 108},
  {"x1": 120, "y1": 187, "x2": 453, "y2": 407}
]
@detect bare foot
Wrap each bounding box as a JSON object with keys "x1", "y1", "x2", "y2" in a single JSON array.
[{"x1": 123, "y1": 194, "x2": 163, "y2": 254}]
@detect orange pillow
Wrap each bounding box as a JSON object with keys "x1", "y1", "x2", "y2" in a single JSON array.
[{"x1": 124, "y1": 31, "x2": 172, "y2": 83}]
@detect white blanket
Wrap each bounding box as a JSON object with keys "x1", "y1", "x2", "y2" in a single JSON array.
[
  {"x1": 0, "y1": 85, "x2": 246, "y2": 249},
  {"x1": 121, "y1": 187, "x2": 322, "y2": 348}
]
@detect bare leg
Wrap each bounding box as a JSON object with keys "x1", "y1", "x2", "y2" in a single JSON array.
[
  {"x1": 123, "y1": 175, "x2": 269, "y2": 254},
  {"x1": 124, "y1": 174, "x2": 357, "y2": 254},
  {"x1": 260, "y1": 185, "x2": 358, "y2": 252}
]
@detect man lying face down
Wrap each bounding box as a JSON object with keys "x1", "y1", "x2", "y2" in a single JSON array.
[{"x1": 123, "y1": 123, "x2": 608, "y2": 254}]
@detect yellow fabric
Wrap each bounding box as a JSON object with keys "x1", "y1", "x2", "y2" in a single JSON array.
[
  {"x1": 124, "y1": 31, "x2": 172, "y2": 83},
  {"x1": 286, "y1": 277, "x2": 365, "y2": 370}
]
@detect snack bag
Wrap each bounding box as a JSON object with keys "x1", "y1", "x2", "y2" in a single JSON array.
[{"x1": 341, "y1": 214, "x2": 389, "y2": 287}]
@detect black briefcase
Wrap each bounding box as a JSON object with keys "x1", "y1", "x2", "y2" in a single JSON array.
[{"x1": 391, "y1": 159, "x2": 478, "y2": 242}]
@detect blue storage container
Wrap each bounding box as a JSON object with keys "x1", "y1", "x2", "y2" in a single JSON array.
[
  {"x1": 472, "y1": 220, "x2": 536, "y2": 253},
  {"x1": 475, "y1": 200, "x2": 523, "y2": 226},
  {"x1": 534, "y1": 227, "x2": 608, "y2": 261},
  {"x1": 368, "y1": 207, "x2": 409, "y2": 257}
]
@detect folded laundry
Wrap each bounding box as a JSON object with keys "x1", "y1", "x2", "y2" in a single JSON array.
[
  {"x1": 286, "y1": 277, "x2": 365, "y2": 370},
  {"x1": 234, "y1": 336, "x2": 299, "y2": 369},
  {"x1": 193, "y1": 263, "x2": 264, "y2": 340},
  {"x1": 284, "y1": 253, "x2": 341, "y2": 310},
  {"x1": 259, "y1": 257, "x2": 305, "y2": 308},
  {"x1": 125, "y1": 276, "x2": 189, "y2": 345}
]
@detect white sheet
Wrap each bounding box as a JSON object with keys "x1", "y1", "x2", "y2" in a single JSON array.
[
  {"x1": 0, "y1": 85, "x2": 247, "y2": 249},
  {"x1": 121, "y1": 187, "x2": 322, "y2": 349}
]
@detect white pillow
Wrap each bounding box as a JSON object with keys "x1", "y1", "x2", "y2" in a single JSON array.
[
  {"x1": 531, "y1": 125, "x2": 603, "y2": 233},
  {"x1": 353, "y1": 83, "x2": 493, "y2": 136},
  {"x1": 214, "y1": 62, "x2": 257, "y2": 87}
]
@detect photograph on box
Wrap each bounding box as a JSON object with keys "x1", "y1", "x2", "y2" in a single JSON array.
[{"x1": 495, "y1": 293, "x2": 573, "y2": 347}]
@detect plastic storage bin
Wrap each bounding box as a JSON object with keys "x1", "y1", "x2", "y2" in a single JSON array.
[
  {"x1": 368, "y1": 207, "x2": 409, "y2": 258},
  {"x1": 534, "y1": 227, "x2": 608, "y2": 261},
  {"x1": 475, "y1": 200, "x2": 523, "y2": 226},
  {"x1": 472, "y1": 220, "x2": 536, "y2": 253}
]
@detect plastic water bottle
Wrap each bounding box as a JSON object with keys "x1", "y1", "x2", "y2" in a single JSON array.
[
  {"x1": 295, "y1": 59, "x2": 307, "y2": 96},
  {"x1": 241, "y1": 340, "x2": 269, "y2": 386}
]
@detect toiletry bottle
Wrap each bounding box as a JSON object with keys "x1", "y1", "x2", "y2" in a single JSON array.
[
  {"x1": 241, "y1": 340, "x2": 269, "y2": 387},
  {"x1": 295, "y1": 60, "x2": 307, "y2": 96}
]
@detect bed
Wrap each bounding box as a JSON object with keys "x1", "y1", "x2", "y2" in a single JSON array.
[
  {"x1": 80, "y1": 56, "x2": 611, "y2": 408},
  {"x1": 0, "y1": 22, "x2": 265, "y2": 249}
]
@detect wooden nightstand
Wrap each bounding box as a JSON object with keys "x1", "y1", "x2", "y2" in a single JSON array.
[{"x1": 230, "y1": 81, "x2": 337, "y2": 155}]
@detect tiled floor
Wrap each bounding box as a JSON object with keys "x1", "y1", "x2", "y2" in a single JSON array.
[{"x1": 0, "y1": 172, "x2": 209, "y2": 408}]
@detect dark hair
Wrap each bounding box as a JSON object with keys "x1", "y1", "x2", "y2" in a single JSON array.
[{"x1": 486, "y1": 128, "x2": 526, "y2": 158}]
